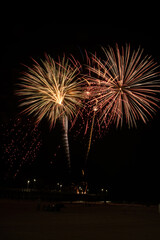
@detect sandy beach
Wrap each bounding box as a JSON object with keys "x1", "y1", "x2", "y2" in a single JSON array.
[{"x1": 0, "y1": 199, "x2": 160, "y2": 240}]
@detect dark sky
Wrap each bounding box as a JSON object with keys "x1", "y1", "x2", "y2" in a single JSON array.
[{"x1": 0, "y1": 23, "x2": 160, "y2": 201}]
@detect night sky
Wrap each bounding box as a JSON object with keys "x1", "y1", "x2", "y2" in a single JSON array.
[{"x1": 0, "y1": 23, "x2": 160, "y2": 202}]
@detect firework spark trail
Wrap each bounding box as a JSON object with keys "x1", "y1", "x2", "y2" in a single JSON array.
[
  {"x1": 86, "y1": 44, "x2": 160, "y2": 129},
  {"x1": 85, "y1": 107, "x2": 97, "y2": 164},
  {"x1": 16, "y1": 54, "x2": 85, "y2": 173},
  {"x1": 59, "y1": 115, "x2": 71, "y2": 171}
]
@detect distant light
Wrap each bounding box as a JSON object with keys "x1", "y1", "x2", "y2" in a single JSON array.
[
  {"x1": 33, "y1": 179, "x2": 36, "y2": 182},
  {"x1": 101, "y1": 188, "x2": 104, "y2": 192},
  {"x1": 27, "y1": 180, "x2": 30, "y2": 184}
]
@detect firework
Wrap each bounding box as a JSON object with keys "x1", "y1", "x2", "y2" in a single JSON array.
[
  {"x1": 16, "y1": 54, "x2": 85, "y2": 172},
  {"x1": 86, "y1": 44, "x2": 160, "y2": 128},
  {"x1": 1, "y1": 117, "x2": 42, "y2": 179}
]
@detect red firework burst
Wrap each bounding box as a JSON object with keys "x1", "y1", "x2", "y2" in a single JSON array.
[{"x1": 86, "y1": 44, "x2": 160, "y2": 128}]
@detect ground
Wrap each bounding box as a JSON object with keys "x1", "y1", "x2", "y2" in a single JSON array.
[{"x1": 0, "y1": 199, "x2": 160, "y2": 240}]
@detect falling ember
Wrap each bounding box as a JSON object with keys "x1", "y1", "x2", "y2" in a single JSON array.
[{"x1": 1, "y1": 117, "x2": 42, "y2": 179}]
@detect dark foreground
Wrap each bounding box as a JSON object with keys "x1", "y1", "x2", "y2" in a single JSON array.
[{"x1": 0, "y1": 199, "x2": 160, "y2": 240}]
